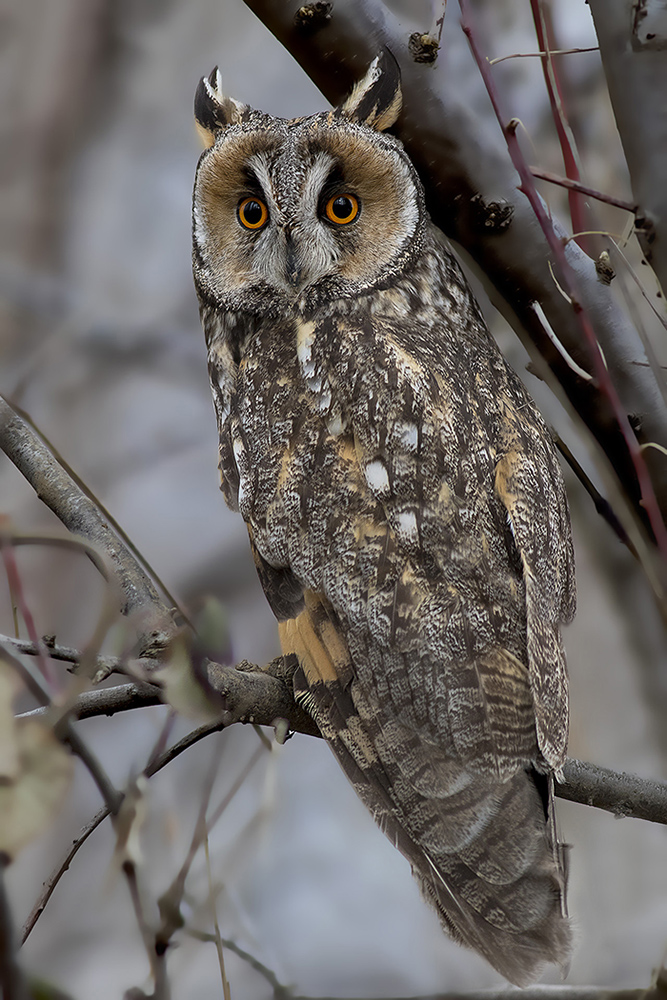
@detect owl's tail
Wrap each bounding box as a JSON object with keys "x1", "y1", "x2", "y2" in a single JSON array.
[
  {"x1": 304, "y1": 670, "x2": 571, "y2": 986},
  {"x1": 405, "y1": 765, "x2": 571, "y2": 987}
]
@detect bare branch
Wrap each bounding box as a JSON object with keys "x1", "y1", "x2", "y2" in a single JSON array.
[
  {"x1": 287, "y1": 990, "x2": 663, "y2": 1000},
  {"x1": 17, "y1": 678, "x2": 162, "y2": 719},
  {"x1": 558, "y1": 758, "x2": 667, "y2": 825},
  {"x1": 530, "y1": 167, "x2": 637, "y2": 214},
  {"x1": 20, "y1": 806, "x2": 108, "y2": 944},
  {"x1": 21, "y1": 716, "x2": 234, "y2": 944},
  {"x1": 18, "y1": 666, "x2": 667, "y2": 827},
  {"x1": 0, "y1": 396, "x2": 178, "y2": 650},
  {"x1": 589, "y1": 0, "x2": 667, "y2": 299}
]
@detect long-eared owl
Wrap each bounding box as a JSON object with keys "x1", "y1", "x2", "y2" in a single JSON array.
[{"x1": 191, "y1": 52, "x2": 575, "y2": 986}]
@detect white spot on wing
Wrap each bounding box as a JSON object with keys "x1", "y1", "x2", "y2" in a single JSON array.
[
  {"x1": 364, "y1": 459, "x2": 390, "y2": 496},
  {"x1": 394, "y1": 420, "x2": 419, "y2": 452},
  {"x1": 395, "y1": 509, "x2": 419, "y2": 541}
]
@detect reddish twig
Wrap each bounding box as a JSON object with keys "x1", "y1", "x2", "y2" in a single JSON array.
[
  {"x1": 530, "y1": 167, "x2": 637, "y2": 214},
  {"x1": 458, "y1": 0, "x2": 667, "y2": 562},
  {"x1": 529, "y1": 0, "x2": 588, "y2": 246},
  {"x1": 0, "y1": 528, "x2": 55, "y2": 690}
]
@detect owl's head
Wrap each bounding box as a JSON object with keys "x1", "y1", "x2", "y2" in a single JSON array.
[{"x1": 192, "y1": 52, "x2": 426, "y2": 315}]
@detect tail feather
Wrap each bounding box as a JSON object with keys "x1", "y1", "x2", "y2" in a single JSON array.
[{"x1": 293, "y1": 666, "x2": 571, "y2": 986}]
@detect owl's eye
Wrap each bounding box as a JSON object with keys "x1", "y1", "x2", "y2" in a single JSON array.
[
  {"x1": 238, "y1": 197, "x2": 269, "y2": 230},
  {"x1": 325, "y1": 194, "x2": 360, "y2": 225}
]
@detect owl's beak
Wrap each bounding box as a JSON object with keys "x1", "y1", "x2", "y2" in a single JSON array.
[{"x1": 284, "y1": 234, "x2": 303, "y2": 291}]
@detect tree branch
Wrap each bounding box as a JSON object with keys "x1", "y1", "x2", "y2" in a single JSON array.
[
  {"x1": 588, "y1": 0, "x2": 667, "y2": 299},
  {"x1": 287, "y1": 990, "x2": 661, "y2": 1000},
  {"x1": 21, "y1": 715, "x2": 241, "y2": 945},
  {"x1": 529, "y1": 167, "x2": 637, "y2": 214},
  {"x1": 18, "y1": 667, "x2": 667, "y2": 826},
  {"x1": 0, "y1": 396, "x2": 178, "y2": 650}
]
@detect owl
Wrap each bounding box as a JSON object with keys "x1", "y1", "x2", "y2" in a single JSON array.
[{"x1": 192, "y1": 51, "x2": 575, "y2": 986}]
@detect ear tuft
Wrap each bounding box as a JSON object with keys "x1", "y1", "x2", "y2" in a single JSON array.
[
  {"x1": 339, "y1": 49, "x2": 402, "y2": 132},
  {"x1": 194, "y1": 67, "x2": 248, "y2": 148}
]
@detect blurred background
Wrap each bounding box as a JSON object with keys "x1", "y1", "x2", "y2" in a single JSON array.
[{"x1": 2, "y1": 0, "x2": 666, "y2": 996}]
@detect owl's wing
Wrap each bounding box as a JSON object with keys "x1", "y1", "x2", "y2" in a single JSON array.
[
  {"x1": 494, "y1": 410, "x2": 575, "y2": 775},
  {"x1": 317, "y1": 314, "x2": 573, "y2": 780}
]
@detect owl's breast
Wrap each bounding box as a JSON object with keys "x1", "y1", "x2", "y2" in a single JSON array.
[{"x1": 216, "y1": 315, "x2": 521, "y2": 660}]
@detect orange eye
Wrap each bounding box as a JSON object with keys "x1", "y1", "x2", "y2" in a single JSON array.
[
  {"x1": 325, "y1": 193, "x2": 359, "y2": 225},
  {"x1": 238, "y1": 196, "x2": 268, "y2": 230}
]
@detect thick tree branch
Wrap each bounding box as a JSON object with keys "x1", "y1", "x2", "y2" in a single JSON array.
[
  {"x1": 589, "y1": 0, "x2": 667, "y2": 300},
  {"x1": 287, "y1": 989, "x2": 662, "y2": 1000},
  {"x1": 242, "y1": 0, "x2": 667, "y2": 545}
]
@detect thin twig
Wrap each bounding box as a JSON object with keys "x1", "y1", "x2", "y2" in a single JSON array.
[
  {"x1": 490, "y1": 46, "x2": 599, "y2": 65},
  {"x1": 21, "y1": 806, "x2": 108, "y2": 944},
  {"x1": 0, "y1": 532, "x2": 55, "y2": 688},
  {"x1": 124, "y1": 858, "x2": 170, "y2": 1000},
  {"x1": 204, "y1": 836, "x2": 232, "y2": 1000},
  {"x1": 21, "y1": 717, "x2": 230, "y2": 944},
  {"x1": 0, "y1": 632, "x2": 122, "y2": 673},
  {"x1": 157, "y1": 741, "x2": 223, "y2": 949},
  {"x1": 553, "y1": 433, "x2": 633, "y2": 551},
  {"x1": 608, "y1": 239, "x2": 667, "y2": 334},
  {"x1": 530, "y1": 167, "x2": 637, "y2": 214},
  {"x1": 529, "y1": 0, "x2": 588, "y2": 245},
  {"x1": 189, "y1": 929, "x2": 292, "y2": 998}
]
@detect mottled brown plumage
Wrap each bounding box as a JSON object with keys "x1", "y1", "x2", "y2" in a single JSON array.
[{"x1": 192, "y1": 53, "x2": 575, "y2": 985}]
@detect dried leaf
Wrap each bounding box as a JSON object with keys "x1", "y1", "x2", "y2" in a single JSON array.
[
  {"x1": 195, "y1": 596, "x2": 232, "y2": 663},
  {"x1": 155, "y1": 631, "x2": 226, "y2": 723},
  {"x1": 0, "y1": 718, "x2": 74, "y2": 860},
  {"x1": 0, "y1": 659, "x2": 23, "y2": 781}
]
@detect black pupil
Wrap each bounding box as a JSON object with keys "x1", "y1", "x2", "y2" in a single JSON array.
[
  {"x1": 242, "y1": 200, "x2": 263, "y2": 225},
  {"x1": 332, "y1": 196, "x2": 353, "y2": 219}
]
